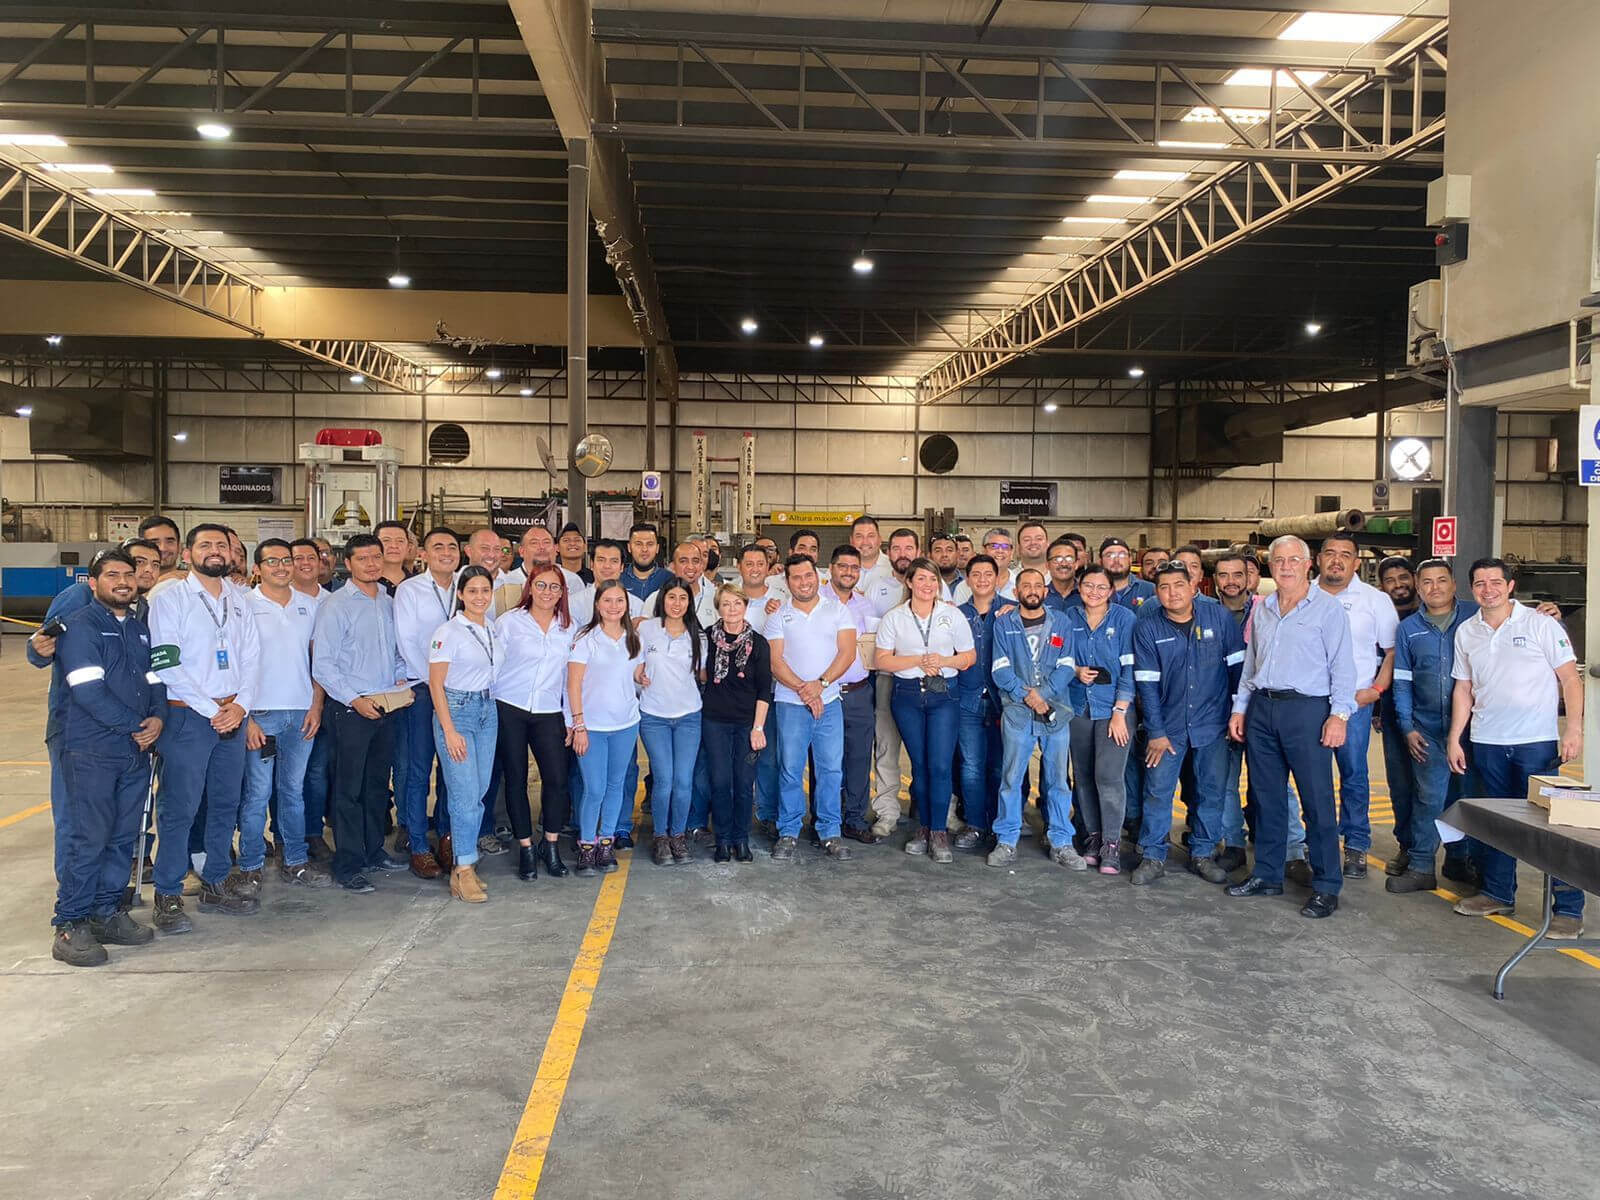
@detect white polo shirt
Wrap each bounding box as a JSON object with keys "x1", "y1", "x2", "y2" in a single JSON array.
[
  {"x1": 862, "y1": 572, "x2": 907, "y2": 622},
  {"x1": 394, "y1": 571, "x2": 457, "y2": 683},
  {"x1": 762, "y1": 596, "x2": 856, "y2": 706},
  {"x1": 1452, "y1": 603, "x2": 1574, "y2": 745},
  {"x1": 569, "y1": 583, "x2": 642, "y2": 627},
  {"x1": 428, "y1": 614, "x2": 500, "y2": 693},
  {"x1": 875, "y1": 600, "x2": 975, "y2": 679},
  {"x1": 1320, "y1": 576, "x2": 1398, "y2": 692},
  {"x1": 642, "y1": 576, "x2": 718, "y2": 626},
  {"x1": 637, "y1": 618, "x2": 704, "y2": 719},
  {"x1": 493, "y1": 608, "x2": 576, "y2": 714},
  {"x1": 246, "y1": 586, "x2": 317, "y2": 711},
  {"x1": 570, "y1": 626, "x2": 643, "y2": 731}
]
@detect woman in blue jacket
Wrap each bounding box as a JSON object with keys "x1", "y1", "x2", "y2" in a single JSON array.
[{"x1": 1065, "y1": 566, "x2": 1136, "y2": 874}]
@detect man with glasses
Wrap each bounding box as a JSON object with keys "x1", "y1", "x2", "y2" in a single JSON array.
[
  {"x1": 288, "y1": 537, "x2": 334, "y2": 860},
  {"x1": 1100, "y1": 538, "x2": 1155, "y2": 611},
  {"x1": 981, "y1": 528, "x2": 1019, "y2": 599},
  {"x1": 1043, "y1": 538, "x2": 1081, "y2": 613},
  {"x1": 1226, "y1": 535, "x2": 1356, "y2": 919}
]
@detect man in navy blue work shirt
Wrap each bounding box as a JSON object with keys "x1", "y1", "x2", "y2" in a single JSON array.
[
  {"x1": 49, "y1": 550, "x2": 166, "y2": 966},
  {"x1": 313, "y1": 532, "x2": 412, "y2": 892},
  {"x1": 1099, "y1": 537, "x2": 1155, "y2": 611},
  {"x1": 1130, "y1": 564, "x2": 1245, "y2": 887},
  {"x1": 1226, "y1": 535, "x2": 1356, "y2": 919},
  {"x1": 1043, "y1": 538, "x2": 1082, "y2": 613}
]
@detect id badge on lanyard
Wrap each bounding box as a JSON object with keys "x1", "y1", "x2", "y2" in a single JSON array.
[{"x1": 217, "y1": 646, "x2": 230, "y2": 671}]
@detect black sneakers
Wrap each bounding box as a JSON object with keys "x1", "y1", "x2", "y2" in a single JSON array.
[
  {"x1": 88, "y1": 911, "x2": 154, "y2": 946},
  {"x1": 151, "y1": 893, "x2": 193, "y2": 934}
]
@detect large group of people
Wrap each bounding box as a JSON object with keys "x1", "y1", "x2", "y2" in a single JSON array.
[{"x1": 30, "y1": 509, "x2": 1586, "y2": 967}]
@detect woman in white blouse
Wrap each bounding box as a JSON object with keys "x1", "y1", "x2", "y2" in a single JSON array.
[
  {"x1": 636, "y1": 578, "x2": 704, "y2": 866},
  {"x1": 874, "y1": 557, "x2": 976, "y2": 864},
  {"x1": 567, "y1": 579, "x2": 644, "y2": 876},
  {"x1": 428, "y1": 565, "x2": 501, "y2": 903},
  {"x1": 494, "y1": 564, "x2": 577, "y2": 882}
]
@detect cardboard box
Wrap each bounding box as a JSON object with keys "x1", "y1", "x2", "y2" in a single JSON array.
[{"x1": 1527, "y1": 774, "x2": 1600, "y2": 830}]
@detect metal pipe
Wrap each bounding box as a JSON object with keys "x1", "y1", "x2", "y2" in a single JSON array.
[
  {"x1": 1258, "y1": 509, "x2": 1367, "y2": 538},
  {"x1": 644, "y1": 343, "x2": 657, "y2": 471},
  {"x1": 566, "y1": 136, "x2": 589, "y2": 531}
]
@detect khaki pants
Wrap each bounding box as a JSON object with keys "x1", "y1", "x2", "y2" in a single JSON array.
[{"x1": 869, "y1": 673, "x2": 904, "y2": 829}]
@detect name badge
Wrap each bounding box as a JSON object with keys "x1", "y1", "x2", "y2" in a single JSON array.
[{"x1": 216, "y1": 648, "x2": 231, "y2": 671}]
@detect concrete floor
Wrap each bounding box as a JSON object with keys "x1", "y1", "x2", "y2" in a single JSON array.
[{"x1": 3, "y1": 641, "x2": 1600, "y2": 1200}]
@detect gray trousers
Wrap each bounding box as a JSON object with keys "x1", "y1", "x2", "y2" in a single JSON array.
[{"x1": 1068, "y1": 715, "x2": 1131, "y2": 842}]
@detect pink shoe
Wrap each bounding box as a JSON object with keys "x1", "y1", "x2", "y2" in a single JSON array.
[
  {"x1": 1082, "y1": 833, "x2": 1101, "y2": 868},
  {"x1": 1099, "y1": 844, "x2": 1122, "y2": 876}
]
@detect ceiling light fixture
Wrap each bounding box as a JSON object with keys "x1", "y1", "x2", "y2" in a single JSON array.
[
  {"x1": 1061, "y1": 216, "x2": 1129, "y2": 225},
  {"x1": 740, "y1": 316, "x2": 759, "y2": 334},
  {"x1": 44, "y1": 334, "x2": 62, "y2": 346},
  {"x1": 1128, "y1": 366, "x2": 1146, "y2": 379},
  {"x1": 808, "y1": 334, "x2": 824, "y2": 348},
  {"x1": 519, "y1": 386, "x2": 533, "y2": 397},
  {"x1": 0, "y1": 133, "x2": 66, "y2": 147},
  {"x1": 1042, "y1": 401, "x2": 1059, "y2": 413},
  {"x1": 1114, "y1": 169, "x2": 1190, "y2": 182},
  {"x1": 387, "y1": 272, "x2": 411, "y2": 288},
  {"x1": 41, "y1": 162, "x2": 114, "y2": 174},
  {"x1": 1225, "y1": 68, "x2": 1328, "y2": 88},
  {"x1": 15, "y1": 405, "x2": 33, "y2": 417},
  {"x1": 172, "y1": 431, "x2": 188, "y2": 442},
  {"x1": 87, "y1": 187, "x2": 156, "y2": 197},
  {"x1": 1157, "y1": 139, "x2": 1231, "y2": 151},
  {"x1": 1278, "y1": 12, "x2": 1402, "y2": 44},
  {"x1": 196, "y1": 122, "x2": 232, "y2": 140},
  {"x1": 852, "y1": 254, "x2": 874, "y2": 274},
  {"x1": 148, "y1": 209, "x2": 194, "y2": 217},
  {"x1": 1305, "y1": 321, "x2": 1324, "y2": 336},
  {"x1": 1086, "y1": 194, "x2": 1155, "y2": 205},
  {"x1": 349, "y1": 373, "x2": 365, "y2": 385},
  {"x1": 1182, "y1": 106, "x2": 1270, "y2": 125},
  {"x1": 485, "y1": 367, "x2": 503, "y2": 380}
]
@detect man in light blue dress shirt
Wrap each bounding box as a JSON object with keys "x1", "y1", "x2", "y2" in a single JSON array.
[{"x1": 1226, "y1": 535, "x2": 1357, "y2": 919}]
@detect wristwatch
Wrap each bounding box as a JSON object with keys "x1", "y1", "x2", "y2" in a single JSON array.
[{"x1": 1331, "y1": 711, "x2": 1349, "y2": 721}]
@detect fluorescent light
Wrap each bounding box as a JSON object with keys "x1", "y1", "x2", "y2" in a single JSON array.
[
  {"x1": 808, "y1": 334, "x2": 824, "y2": 348},
  {"x1": 1042, "y1": 401, "x2": 1059, "y2": 414},
  {"x1": 1225, "y1": 68, "x2": 1328, "y2": 88},
  {"x1": 387, "y1": 272, "x2": 411, "y2": 288},
  {"x1": 172, "y1": 431, "x2": 188, "y2": 442},
  {"x1": 1114, "y1": 169, "x2": 1189, "y2": 182},
  {"x1": 852, "y1": 255, "x2": 874, "y2": 274},
  {"x1": 1061, "y1": 216, "x2": 1129, "y2": 225},
  {"x1": 485, "y1": 367, "x2": 503, "y2": 380},
  {"x1": 347, "y1": 373, "x2": 365, "y2": 385},
  {"x1": 148, "y1": 209, "x2": 194, "y2": 217},
  {"x1": 740, "y1": 316, "x2": 759, "y2": 334},
  {"x1": 519, "y1": 387, "x2": 533, "y2": 397},
  {"x1": 88, "y1": 188, "x2": 156, "y2": 197},
  {"x1": 42, "y1": 162, "x2": 114, "y2": 173},
  {"x1": 0, "y1": 133, "x2": 66, "y2": 147},
  {"x1": 1158, "y1": 139, "x2": 1231, "y2": 151},
  {"x1": 15, "y1": 405, "x2": 33, "y2": 418},
  {"x1": 195, "y1": 122, "x2": 232, "y2": 140},
  {"x1": 1183, "y1": 107, "x2": 1270, "y2": 125},
  {"x1": 44, "y1": 334, "x2": 62, "y2": 346},
  {"x1": 1043, "y1": 235, "x2": 1095, "y2": 242},
  {"x1": 1086, "y1": 194, "x2": 1155, "y2": 205},
  {"x1": 1128, "y1": 366, "x2": 1146, "y2": 379},
  {"x1": 1278, "y1": 13, "x2": 1401, "y2": 44},
  {"x1": 1305, "y1": 321, "x2": 1324, "y2": 336}
]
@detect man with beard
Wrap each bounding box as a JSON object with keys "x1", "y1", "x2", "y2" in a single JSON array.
[
  {"x1": 624, "y1": 522, "x2": 673, "y2": 601},
  {"x1": 826, "y1": 545, "x2": 882, "y2": 842},
  {"x1": 954, "y1": 534, "x2": 974, "y2": 571},
  {"x1": 987, "y1": 568, "x2": 1079, "y2": 869},
  {"x1": 1101, "y1": 537, "x2": 1155, "y2": 610},
  {"x1": 1140, "y1": 546, "x2": 1169, "y2": 585},
  {"x1": 956, "y1": 554, "x2": 1005, "y2": 852},
  {"x1": 865, "y1": 529, "x2": 918, "y2": 832},
  {"x1": 1376, "y1": 555, "x2": 1420, "y2": 879},
  {"x1": 148, "y1": 524, "x2": 263, "y2": 930},
  {"x1": 1211, "y1": 552, "x2": 1257, "y2": 871},
  {"x1": 48, "y1": 550, "x2": 165, "y2": 965},
  {"x1": 930, "y1": 533, "x2": 967, "y2": 604}
]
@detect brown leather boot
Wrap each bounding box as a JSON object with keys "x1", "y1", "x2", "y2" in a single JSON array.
[
  {"x1": 668, "y1": 833, "x2": 690, "y2": 864},
  {"x1": 436, "y1": 834, "x2": 454, "y2": 872},
  {"x1": 597, "y1": 840, "x2": 618, "y2": 873},
  {"x1": 410, "y1": 851, "x2": 442, "y2": 880},
  {"x1": 450, "y1": 864, "x2": 487, "y2": 903},
  {"x1": 652, "y1": 836, "x2": 671, "y2": 866}
]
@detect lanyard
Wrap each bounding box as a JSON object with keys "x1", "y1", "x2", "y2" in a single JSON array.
[
  {"x1": 195, "y1": 585, "x2": 228, "y2": 646},
  {"x1": 463, "y1": 619, "x2": 494, "y2": 668},
  {"x1": 432, "y1": 576, "x2": 456, "y2": 623},
  {"x1": 909, "y1": 604, "x2": 936, "y2": 649}
]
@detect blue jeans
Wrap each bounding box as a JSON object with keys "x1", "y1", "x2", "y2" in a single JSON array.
[
  {"x1": 1380, "y1": 715, "x2": 1416, "y2": 854},
  {"x1": 1398, "y1": 727, "x2": 1458, "y2": 870},
  {"x1": 578, "y1": 725, "x2": 639, "y2": 843},
  {"x1": 1141, "y1": 735, "x2": 1228, "y2": 861},
  {"x1": 302, "y1": 722, "x2": 332, "y2": 839},
  {"x1": 995, "y1": 705, "x2": 1073, "y2": 847},
  {"x1": 402, "y1": 683, "x2": 446, "y2": 853},
  {"x1": 1334, "y1": 701, "x2": 1375, "y2": 852},
  {"x1": 1222, "y1": 740, "x2": 1246, "y2": 848},
  {"x1": 431, "y1": 689, "x2": 497, "y2": 868},
  {"x1": 1245, "y1": 692, "x2": 1340, "y2": 895},
  {"x1": 55, "y1": 746, "x2": 150, "y2": 925},
  {"x1": 153, "y1": 705, "x2": 247, "y2": 893},
  {"x1": 639, "y1": 711, "x2": 703, "y2": 837},
  {"x1": 687, "y1": 746, "x2": 711, "y2": 831},
  {"x1": 754, "y1": 705, "x2": 780, "y2": 822},
  {"x1": 775, "y1": 700, "x2": 844, "y2": 840},
  {"x1": 242, "y1": 709, "x2": 315, "y2": 870},
  {"x1": 1470, "y1": 740, "x2": 1584, "y2": 917},
  {"x1": 957, "y1": 705, "x2": 1002, "y2": 834},
  {"x1": 890, "y1": 679, "x2": 958, "y2": 832}
]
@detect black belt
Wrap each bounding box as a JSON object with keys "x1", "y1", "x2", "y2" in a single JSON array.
[
  {"x1": 1259, "y1": 688, "x2": 1325, "y2": 701},
  {"x1": 839, "y1": 680, "x2": 871, "y2": 694}
]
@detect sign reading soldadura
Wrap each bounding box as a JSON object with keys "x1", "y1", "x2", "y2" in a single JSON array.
[
  {"x1": 1580, "y1": 405, "x2": 1600, "y2": 485},
  {"x1": 219, "y1": 465, "x2": 281, "y2": 505},
  {"x1": 998, "y1": 479, "x2": 1057, "y2": 517}
]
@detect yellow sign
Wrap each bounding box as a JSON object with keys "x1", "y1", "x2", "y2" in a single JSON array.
[{"x1": 769, "y1": 510, "x2": 862, "y2": 526}]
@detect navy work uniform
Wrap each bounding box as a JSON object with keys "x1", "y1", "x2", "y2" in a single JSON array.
[{"x1": 55, "y1": 599, "x2": 165, "y2": 926}]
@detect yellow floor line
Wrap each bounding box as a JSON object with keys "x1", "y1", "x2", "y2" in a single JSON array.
[
  {"x1": 494, "y1": 855, "x2": 632, "y2": 1198},
  {"x1": 0, "y1": 801, "x2": 49, "y2": 829},
  {"x1": 0, "y1": 760, "x2": 48, "y2": 766}
]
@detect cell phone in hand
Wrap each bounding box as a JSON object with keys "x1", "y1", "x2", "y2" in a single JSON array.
[
  {"x1": 261, "y1": 734, "x2": 278, "y2": 760},
  {"x1": 1089, "y1": 666, "x2": 1113, "y2": 685},
  {"x1": 40, "y1": 617, "x2": 67, "y2": 639}
]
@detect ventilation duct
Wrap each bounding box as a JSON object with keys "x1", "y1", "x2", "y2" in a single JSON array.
[{"x1": 1, "y1": 383, "x2": 153, "y2": 459}]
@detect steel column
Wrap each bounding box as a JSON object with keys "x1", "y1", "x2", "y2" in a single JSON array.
[{"x1": 566, "y1": 136, "x2": 590, "y2": 529}]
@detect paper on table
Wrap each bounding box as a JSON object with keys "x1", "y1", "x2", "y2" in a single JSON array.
[{"x1": 1436, "y1": 817, "x2": 1465, "y2": 845}]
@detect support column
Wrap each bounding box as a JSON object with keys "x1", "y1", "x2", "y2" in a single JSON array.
[
  {"x1": 566, "y1": 137, "x2": 590, "y2": 529},
  {"x1": 1587, "y1": 379, "x2": 1600, "y2": 796},
  {"x1": 644, "y1": 343, "x2": 657, "y2": 471},
  {"x1": 1443, "y1": 392, "x2": 1497, "y2": 579},
  {"x1": 153, "y1": 359, "x2": 169, "y2": 508}
]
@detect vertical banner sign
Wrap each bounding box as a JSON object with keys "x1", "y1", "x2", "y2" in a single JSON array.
[
  {"x1": 740, "y1": 431, "x2": 757, "y2": 534},
  {"x1": 1431, "y1": 515, "x2": 1458, "y2": 557},
  {"x1": 1579, "y1": 405, "x2": 1600, "y2": 485},
  {"x1": 691, "y1": 431, "x2": 710, "y2": 533}
]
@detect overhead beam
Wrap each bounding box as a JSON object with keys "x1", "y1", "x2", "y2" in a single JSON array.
[
  {"x1": 283, "y1": 339, "x2": 429, "y2": 394},
  {"x1": 507, "y1": 0, "x2": 678, "y2": 399},
  {"x1": 916, "y1": 22, "x2": 1449, "y2": 404}
]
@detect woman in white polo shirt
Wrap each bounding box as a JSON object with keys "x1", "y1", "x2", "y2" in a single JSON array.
[
  {"x1": 874, "y1": 557, "x2": 976, "y2": 864},
  {"x1": 428, "y1": 565, "x2": 501, "y2": 903},
  {"x1": 637, "y1": 579, "x2": 705, "y2": 867},
  {"x1": 567, "y1": 579, "x2": 643, "y2": 877}
]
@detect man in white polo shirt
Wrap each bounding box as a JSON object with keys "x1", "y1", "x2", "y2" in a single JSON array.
[
  {"x1": 764, "y1": 554, "x2": 857, "y2": 864},
  {"x1": 1312, "y1": 532, "x2": 1398, "y2": 878},
  {"x1": 1447, "y1": 557, "x2": 1585, "y2": 937},
  {"x1": 643, "y1": 540, "x2": 718, "y2": 625}
]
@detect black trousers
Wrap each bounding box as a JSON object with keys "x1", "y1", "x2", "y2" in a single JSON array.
[
  {"x1": 1245, "y1": 691, "x2": 1340, "y2": 895},
  {"x1": 497, "y1": 702, "x2": 570, "y2": 840},
  {"x1": 330, "y1": 702, "x2": 397, "y2": 882},
  {"x1": 702, "y1": 717, "x2": 756, "y2": 845},
  {"x1": 839, "y1": 682, "x2": 876, "y2": 830}
]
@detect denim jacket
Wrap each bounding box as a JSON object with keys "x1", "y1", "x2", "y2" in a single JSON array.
[
  {"x1": 1393, "y1": 601, "x2": 1476, "y2": 738},
  {"x1": 1064, "y1": 608, "x2": 1136, "y2": 719},
  {"x1": 957, "y1": 599, "x2": 1001, "y2": 715},
  {"x1": 989, "y1": 608, "x2": 1075, "y2": 715},
  {"x1": 1132, "y1": 603, "x2": 1245, "y2": 748}
]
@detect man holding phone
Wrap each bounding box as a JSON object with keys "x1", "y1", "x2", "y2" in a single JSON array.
[{"x1": 242, "y1": 539, "x2": 330, "y2": 892}]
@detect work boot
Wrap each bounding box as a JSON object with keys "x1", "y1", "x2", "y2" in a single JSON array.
[
  {"x1": 181, "y1": 870, "x2": 203, "y2": 897},
  {"x1": 669, "y1": 833, "x2": 690, "y2": 865},
  {"x1": 199, "y1": 880, "x2": 259, "y2": 915},
  {"x1": 516, "y1": 844, "x2": 539, "y2": 881},
  {"x1": 410, "y1": 851, "x2": 442, "y2": 880},
  {"x1": 985, "y1": 842, "x2": 1016, "y2": 868},
  {"x1": 1187, "y1": 855, "x2": 1228, "y2": 885},
  {"x1": 575, "y1": 843, "x2": 598, "y2": 877},
  {"x1": 1385, "y1": 869, "x2": 1438, "y2": 894},
  {"x1": 1285, "y1": 859, "x2": 1313, "y2": 888},
  {"x1": 905, "y1": 827, "x2": 929, "y2": 856},
  {"x1": 1215, "y1": 845, "x2": 1247, "y2": 874},
  {"x1": 1130, "y1": 858, "x2": 1166, "y2": 887},
  {"x1": 89, "y1": 911, "x2": 154, "y2": 946},
  {"x1": 771, "y1": 836, "x2": 797, "y2": 862},
  {"x1": 1052, "y1": 844, "x2": 1088, "y2": 871},
  {"x1": 734, "y1": 843, "x2": 754, "y2": 863},
  {"x1": 435, "y1": 834, "x2": 454, "y2": 872},
  {"x1": 597, "y1": 840, "x2": 619, "y2": 873},
  {"x1": 280, "y1": 861, "x2": 333, "y2": 888},
  {"x1": 1342, "y1": 847, "x2": 1368, "y2": 878},
  {"x1": 1453, "y1": 893, "x2": 1514, "y2": 918},
  {"x1": 52, "y1": 920, "x2": 108, "y2": 967},
  {"x1": 1384, "y1": 850, "x2": 1410, "y2": 877},
  {"x1": 928, "y1": 830, "x2": 953, "y2": 864},
  {"x1": 953, "y1": 828, "x2": 983, "y2": 852},
  {"x1": 1548, "y1": 915, "x2": 1586, "y2": 940},
  {"x1": 450, "y1": 864, "x2": 488, "y2": 903},
  {"x1": 539, "y1": 840, "x2": 569, "y2": 878},
  {"x1": 305, "y1": 835, "x2": 333, "y2": 863},
  {"x1": 822, "y1": 837, "x2": 853, "y2": 862},
  {"x1": 225, "y1": 868, "x2": 262, "y2": 900},
  {"x1": 151, "y1": 892, "x2": 192, "y2": 934}
]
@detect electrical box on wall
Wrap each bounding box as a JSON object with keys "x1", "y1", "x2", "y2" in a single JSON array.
[
  {"x1": 1426, "y1": 174, "x2": 1471, "y2": 225},
  {"x1": 1407, "y1": 279, "x2": 1444, "y2": 365}
]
